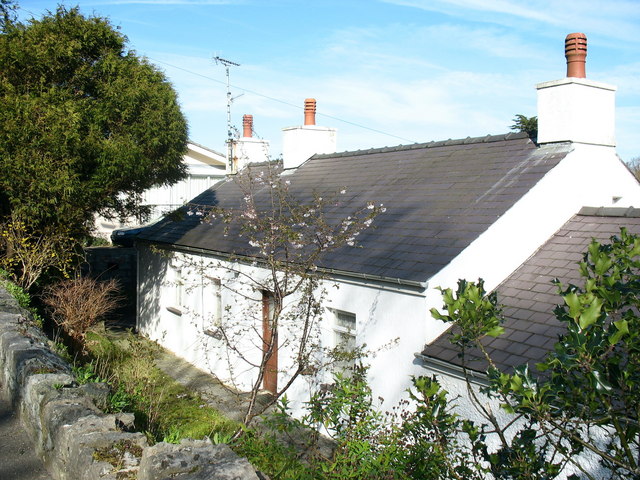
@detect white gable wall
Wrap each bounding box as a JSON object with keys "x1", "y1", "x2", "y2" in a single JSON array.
[{"x1": 424, "y1": 143, "x2": 640, "y2": 344}]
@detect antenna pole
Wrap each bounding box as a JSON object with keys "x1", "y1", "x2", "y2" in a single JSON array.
[{"x1": 213, "y1": 56, "x2": 240, "y2": 173}]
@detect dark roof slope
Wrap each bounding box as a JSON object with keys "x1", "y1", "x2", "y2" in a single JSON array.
[
  {"x1": 138, "y1": 133, "x2": 571, "y2": 283},
  {"x1": 423, "y1": 207, "x2": 640, "y2": 373}
]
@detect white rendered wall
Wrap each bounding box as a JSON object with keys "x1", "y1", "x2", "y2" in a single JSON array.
[
  {"x1": 235, "y1": 138, "x2": 270, "y2": 171},
  {"x1": 137, "y1": 246, "x2": 429, "y2": 415},
  {"x1": 537, "y1": 78, "x2": 616, "y2": 146},
  {"x1": 281, "y1": 126, "x2": 337, "y2": 170}
]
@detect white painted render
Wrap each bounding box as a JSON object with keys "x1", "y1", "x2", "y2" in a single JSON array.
[
  {"x1": 142, "y1": 143, "x2": 226, "y2": 218},
  {"x1": 537, "y1": 77, "x2": 616, "y2": 146},
  {"x1": 137, "y1": 245, "x2": 428, "y2": 415},
  {"x1": 281, "y1": 125, "x2": 337, "y2": 170},
  {"x1": 235, "y1": 137, "x2": 270, "y2": 171}
]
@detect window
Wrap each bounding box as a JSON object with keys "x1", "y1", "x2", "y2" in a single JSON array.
[
  {"x1": 203, "y1": 277, "x2": 223, "y2": 338},
  {"x1": 166, "y1": 264, "x2": 185, "y2": 315},
  {"x1": 332, "y1": 309, "x2": 356, "y2": 372}
]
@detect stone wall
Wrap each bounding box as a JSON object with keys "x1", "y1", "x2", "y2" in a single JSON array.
[{"x1": 0, "y1": 286, "x2": 260, "y2": 480}]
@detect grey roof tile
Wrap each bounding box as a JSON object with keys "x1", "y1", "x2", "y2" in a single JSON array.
[
  {"x1": 422, "y1": 210, "x2": 640, "y2": 374},
  {"x1": 138, "y1": 133, "x2": 570, "y2": 283}
]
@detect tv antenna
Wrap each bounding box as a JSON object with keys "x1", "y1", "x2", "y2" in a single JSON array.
[{"x1": 213, "y1": 55, "x2": 242, "y2": 172}]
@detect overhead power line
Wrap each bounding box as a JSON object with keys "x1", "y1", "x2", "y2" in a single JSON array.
[{"x1": 149, "y1": 57, "x2": 418, "y2": 145}]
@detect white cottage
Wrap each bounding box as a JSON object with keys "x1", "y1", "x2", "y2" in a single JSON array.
[
  {"x1": 95, "y1": 141, "x2": 227, "y2": 238},
  {"x1": 135, "y1": 33, "x2": 640, "y2": 414}
]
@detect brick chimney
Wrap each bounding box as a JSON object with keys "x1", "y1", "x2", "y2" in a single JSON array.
[
  {"x1": 282, "y1": 98, "x2": 337, "y2": 170},
  {"x1": 243, "y1": 114, "x2": 253, "y2": 137},
  {"x1": 235, "y1": 114, "x2": 269, "y2": 172},
  {"x1": 536, "y1": 33, "x2": 616, "y2": 147},
  {"x1": 565, "y1": 33, "x2": 587, "y2": 78},
  {"x1": 304, "y1": 98, "x2": 316, "y2": 125}
]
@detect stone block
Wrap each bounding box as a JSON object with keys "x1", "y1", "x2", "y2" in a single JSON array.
[
  {"x1": 138, "y1": 439, "x2": 259, "y2": 480},
  {"x1": 55, "y1": 426, "x2": 147, "y2": 480},
  {"x1": 21, "y1": 373, "x2": 75, "y2": 446},
  {"x1": 0, "y1": 333, "x2": 70, "y2": 401},
  {"x1": 39, "y1": 388, "x2": 104, "y2": 452}
]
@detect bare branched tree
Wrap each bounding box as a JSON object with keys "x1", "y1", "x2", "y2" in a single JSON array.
[{"x1": 180, "y1": 163, "x2": 385, "y2": 427}]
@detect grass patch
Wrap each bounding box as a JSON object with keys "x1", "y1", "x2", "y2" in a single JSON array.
[
  {"x1": 81, "y1": 329, "x2": 318, "y2": 478},
  {"x1": 82, "y1": 329, "x2": 238, "y2": 443}
]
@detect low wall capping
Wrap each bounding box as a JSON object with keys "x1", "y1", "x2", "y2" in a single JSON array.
[{"x1": 0, "y1": 285, "x2": 260, "y2": 480}]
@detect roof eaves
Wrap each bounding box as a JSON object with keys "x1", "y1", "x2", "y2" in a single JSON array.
[
  {"x1": 414, "y1": 352, "x2": 489, "y2": 385},
  {"x1": 187, "y1": 140, "x2": 225, "y2": 157},
  {"x1": 136, "y1": 238, "x2": 429, "y2": 292}
]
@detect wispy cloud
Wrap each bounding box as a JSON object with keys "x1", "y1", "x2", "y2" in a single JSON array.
[{"x1": 383, "y1": 0, "x2": 640, "y2": 43}]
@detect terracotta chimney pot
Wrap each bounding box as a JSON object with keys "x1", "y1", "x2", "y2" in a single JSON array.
[
  {"x1": 565, "y1": 33, "x2": 587, "y2": 78},
  {"x1": 242, "y1": 114, "x2": 253, "y2": 138},
  {"x1": 304, "y1": 98, "x2": 316, "y2": 126}
]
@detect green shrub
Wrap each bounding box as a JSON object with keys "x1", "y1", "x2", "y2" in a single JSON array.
[{"x1": 0, "y1": 267, "x2": 44, "y2": 327}]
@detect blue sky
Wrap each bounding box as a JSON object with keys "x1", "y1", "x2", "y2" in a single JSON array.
[{"x1": 18, "y1": 0, "x2": 640, "y2": 162}]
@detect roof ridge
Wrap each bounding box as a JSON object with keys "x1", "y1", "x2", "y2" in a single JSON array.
[
  {"x1": 313, "y1": 132, "x2": 532, "y2": 159},
  {"x1": 188, "y1": 140, "x2": 225, "y2": 157},
  {"x1": 578, "y1": 206, "x2": 640, "y2": 218}
]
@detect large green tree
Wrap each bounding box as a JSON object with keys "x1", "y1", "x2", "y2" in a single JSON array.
[{"x1": 0, "y1": 6, "x2": 188, "y2": 237}]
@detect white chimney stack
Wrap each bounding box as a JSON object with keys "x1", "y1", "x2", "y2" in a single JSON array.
[
  {"x1": 282, "y1": 98, "x2": 337, "y2": 170},
  {"x1": 234, "y1": 114, "x2": 270, "y2": 172},
  {"x1": 536, "y1": 33, "x2": 616, "y2": 147}
]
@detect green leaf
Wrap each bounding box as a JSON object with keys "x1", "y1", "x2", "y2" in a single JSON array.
[
  {"x1": 430, "y1": 307, "x2": 447, "y2": 322},
  {"x1": 564, "y1": 292, "x2": 581, "y2": 318},
  {"x1": 609, "y1": 319, "x2": 629, "y2": 345},
  {"x1": 485, "y1": 325, "x2": 505, "y2": 338},
  {"x1": 578, "y1": 297, "x2": 602, "y2": 330},
  {"x1": 591, "y1": 370, "x2": 613, "y2": 392}
]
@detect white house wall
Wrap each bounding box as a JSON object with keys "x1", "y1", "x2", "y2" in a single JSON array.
[
  {"x1": 137, "y1": 246, "x2": 428, "y2": 415},
  {"x1": 142, "y1": 173, "x2": 224, "y2": 219}
]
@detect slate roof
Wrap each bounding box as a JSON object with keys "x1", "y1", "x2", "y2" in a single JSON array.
[
  {"x1": 138, "y1": 132, "x2": 571, "y2": 283},
  {"x1": 423, "y1": 207, "x2": 640, "y2": 373}
]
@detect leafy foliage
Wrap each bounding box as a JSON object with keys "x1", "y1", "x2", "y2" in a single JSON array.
[
  {"x1": 0, "y1": 267, "x2": 44, "y2": 327},
  {"x1": 433, "y1": 228, "x2": 640, "y2": 479},
  {"x1": 0, "y1": 0, "x2": 16, "y2": 31},
  {"x1": 510, "y1": 114, "x2": 538, "y2": 140},
  {"x1": 0, "y1": 6, "x2": 187, "y2": 239},
  {"x1": 0, "y1": 214, "x2": 77, "y2": 290}
]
